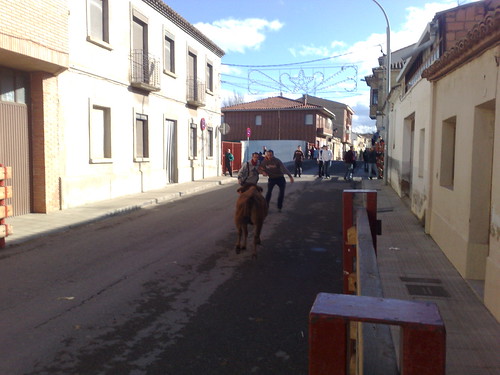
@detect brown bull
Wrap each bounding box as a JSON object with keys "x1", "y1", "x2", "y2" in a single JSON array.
[{"x1": 234, "y1": 184, "x2": 268, "y2": 258}]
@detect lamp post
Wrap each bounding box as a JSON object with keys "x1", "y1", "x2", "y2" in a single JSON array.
[{"x1": 371, "y1": 0, "x2": 391, "y2": 183}]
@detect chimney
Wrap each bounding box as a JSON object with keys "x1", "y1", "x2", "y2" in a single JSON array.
[{"x1": 303, "y1": 94, "x2": 307, "y2": 105}]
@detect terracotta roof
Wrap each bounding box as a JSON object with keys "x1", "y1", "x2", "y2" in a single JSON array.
[
  {"x1": 300, "y1": 94, "x2": 353, "y2": 115},
  {"x1": 422, "y1": 6, "x2": 500, "y2": 81},
  {"x1": 222, "y1": 96, "x2": 325, "y2": 111}
]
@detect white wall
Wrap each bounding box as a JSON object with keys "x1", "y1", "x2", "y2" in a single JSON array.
[
  {"x1": 388, "y1": 79, "x2": 433, "y2": 221},
  {"x1": 60, "y1": 0, "x2": 223, "y2": 208},
  {"x1": 240, "y1": 140, "x2": 308, "y2": 163}
]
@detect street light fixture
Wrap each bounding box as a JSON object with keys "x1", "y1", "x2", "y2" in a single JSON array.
[{"x1": 371, "y1": 0, "x2": 391, "y2": 183}]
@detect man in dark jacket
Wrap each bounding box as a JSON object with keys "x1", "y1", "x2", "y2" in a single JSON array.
[
  {"x1": 259, "y1": 150, "x2": 294, "y2": 212},
  {"x1": 292, "y1": 145, "x2": 305, "y2": 177}
]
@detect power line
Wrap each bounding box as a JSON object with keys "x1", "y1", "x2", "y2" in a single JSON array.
[
  {"x1": 221, "y1": 43, "x2": 386, "y2": 68},
  {"x1": 222, "y1": 52, "x2": 354, "y2": 68}
]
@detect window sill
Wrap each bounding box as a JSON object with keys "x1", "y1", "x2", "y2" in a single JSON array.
[
  {"x1": 86, "y1": 36, "x2": 113, "y2": 51},
  {"x1": 164, "y1": 70, "x2": 177, "y2": 79},
  {"x1": 90, "y1": 158, "x2": 113, "y2": 164},
  {"x1": 134, "y1": 157, "x2": 150, "y2": 163}
]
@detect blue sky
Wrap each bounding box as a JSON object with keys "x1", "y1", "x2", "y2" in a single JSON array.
[{"x1": 164, "y1": 0, "x2": 476, "y2": 132}]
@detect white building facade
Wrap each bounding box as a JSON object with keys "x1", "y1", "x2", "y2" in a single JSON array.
[
  {"x1": 60, "y1": 0, "x2": 225, "y2": 208},
  {"x1": 378, "y1": 1, "x2": 500, "y2": 320}
]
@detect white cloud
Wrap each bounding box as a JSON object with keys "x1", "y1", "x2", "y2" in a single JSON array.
[
  {"x1": 221, "y1": 64, "x2": 242, "y2": 75},
  {"x1": 289, "y1": 44, "x2": 331, "y2": 58},
  {"x1": 392, "y1": 1, "x2": 459, "y2": 50},
  {"x1": 194, "y1": 18, "x2": 284, "y2": 53},
  {"x1": 330, "y1": 40, "x2": 346, "y2": 49},
  {"x1": 217, "y1": 1, "x2": 471, "y2": 134},
  {"x1": 292, "y1": 1, "x2": 464, "y2": 133}
]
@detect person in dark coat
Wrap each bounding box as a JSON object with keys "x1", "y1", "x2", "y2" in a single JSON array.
[{"x1": 367, "y1": 147, "x2": 378, "y2": 179}]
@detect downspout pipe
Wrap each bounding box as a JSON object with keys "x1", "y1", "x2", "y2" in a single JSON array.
[{"x1": 401, "y1": 22, "x2": 438, "y2": 61}]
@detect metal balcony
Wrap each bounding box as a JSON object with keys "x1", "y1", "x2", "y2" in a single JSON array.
[
  {"x1": 130, "y1": 50, "x2": 160, "y2": 92},
  {"x1": 186, "y1": 78, "x2": 206, "y2": 107}
]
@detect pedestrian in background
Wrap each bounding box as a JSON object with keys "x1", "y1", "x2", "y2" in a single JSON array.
[
  {"x1": 259, "y1": 150, "x2": 294, "y2": 212},
  {"x1": 309, "y1": 146, "x2": 315, "y2": 160},
  {"x1": 319, "y1": 145, "x2": 333, "y2": 179},
  {"x1": 313, "y1": 147, "x2": 319, "y2": 161},
  {"x1": 292, "y1": 145, "x2": 305, "y2": 177},
  {"x1": 343, "y1": 146, "x2": 355, "y2": 180},
  {"x1": 224, "y1": 148, "x2": 234, "y2": 177},
  {"x1": 317, "y1": 149, "x2": 324, "y2": 178},
  {"x1": 363, "y1": 148, "x2": 369, "y2": 172},
  {"x1": 367, "y1": 146, "x2": 378, "y2": 180}
]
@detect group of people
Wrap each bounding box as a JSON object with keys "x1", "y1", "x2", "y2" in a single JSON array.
[
  {"x1": 293, "y1": 144, "x2": 333, "y2": 178},
  {"x1": 232, "y1": 144, "x2": 333, "y2": 212},
  {"x1": 224, "y1": 142, "x2": 383, "y2": 211},
  {"x1": 343, "y1": 145, "x2": 382, "y2": 180}
]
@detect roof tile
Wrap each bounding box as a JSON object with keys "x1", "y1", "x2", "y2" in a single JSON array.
[{"x1": 222, "y1": 96, "x2": 323, "y2": 111}]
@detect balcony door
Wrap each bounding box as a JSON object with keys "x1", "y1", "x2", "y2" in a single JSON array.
[
  {"x1": 188, "y1": 51, "x2": 197, "y2": 101},
  {"x1": 132, "y1": 15, "x2": 147, "y2": 83},
  {"x1": 164, "y1": 119, "x2": 177, "y2": 184}
]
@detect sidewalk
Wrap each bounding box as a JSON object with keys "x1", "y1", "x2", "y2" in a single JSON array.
[
  {"x1": 361, "y1": 176, "x2": 500, "y2": 375},
  {"x1": 3, "y1": 167, "x2": 499, "y2": 374}
]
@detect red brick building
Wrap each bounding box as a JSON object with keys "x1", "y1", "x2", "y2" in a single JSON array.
[{"x1": 221, "y1": 96, "x2": 336, "y2": 147}]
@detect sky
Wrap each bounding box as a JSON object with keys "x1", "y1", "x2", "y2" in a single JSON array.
[{"x1": 164, "y1": 0, "x2": 476, "y2": 133}]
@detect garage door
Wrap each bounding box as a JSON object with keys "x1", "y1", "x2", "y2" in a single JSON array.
[{"x1": 0, "y1": 101, "x2": 30, "y2": 216}]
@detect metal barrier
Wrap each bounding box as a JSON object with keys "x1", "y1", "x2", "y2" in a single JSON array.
[
  {"x1": 309, "y1": 189, "x2": 446, "y2": 375},
  {"x1": 0, "y1": 164, "x2": 13, "y2": 248}
]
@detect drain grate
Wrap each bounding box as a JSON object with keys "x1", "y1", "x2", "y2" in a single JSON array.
[
  {"x1": 377, "y1": 207, "x2": 393, "y2": 213},
  {"x1": 400, "y1": 277, "x2": 441, "y2": 284},
  {"x1": 406, "y1": 284, "x2": 450, "y2": 298}
]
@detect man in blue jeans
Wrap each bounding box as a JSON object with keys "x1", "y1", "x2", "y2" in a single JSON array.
[{"x1": 259, "y1": 150, "x2": 294, "y2": 212}]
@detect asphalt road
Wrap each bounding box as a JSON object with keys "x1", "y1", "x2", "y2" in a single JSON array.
[{"x1": 0, "y1": 161, "x2": 354, "y2": 375}]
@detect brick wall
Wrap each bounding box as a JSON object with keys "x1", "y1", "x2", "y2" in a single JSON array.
[
  {"x1": 222, "y1": 110, "x2": 329, "y2": 144},
  {"x1": 442, "y1": 0, "x2": 499, "y2": 50},
  {"x1": 0, "y1": 0, "x2": 68, "y2": 55},
  {"x1": 31, "y1": 72, "x2": 62, "y2": 213}
]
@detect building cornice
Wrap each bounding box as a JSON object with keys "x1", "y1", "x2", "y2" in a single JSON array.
[
  {"x1": 143, "y1": 0, "x2": 225, "y2": 57},
  {"x1": 422, "y1": 7, "x2": 500, "y2": 81}
]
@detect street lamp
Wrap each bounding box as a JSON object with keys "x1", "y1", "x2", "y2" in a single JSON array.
[{"x1": 371, "y1": 0, "x2": 391, "y2": 183}]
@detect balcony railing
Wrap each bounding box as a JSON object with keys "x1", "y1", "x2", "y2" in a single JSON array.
[
  {"x1": 186, "y1": 78, "x2": 206, "y2": 107},
  {"x1": 130, "y1": 50, "x2": 160, "y2": 91},
  {"x1": 316, "y1": 127, "x2": 334, "y2": 137},
  {"x1": 406, "y1": 48, "x2": 440, "y2": 93}
]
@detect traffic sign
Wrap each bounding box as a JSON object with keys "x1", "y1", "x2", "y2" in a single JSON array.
[
  {"x1": 200, "y1": 118, "x2": 206, "y2": 131},
  {"x1": 246, "y1": 127, "x2": 251, "y2": 137}
]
